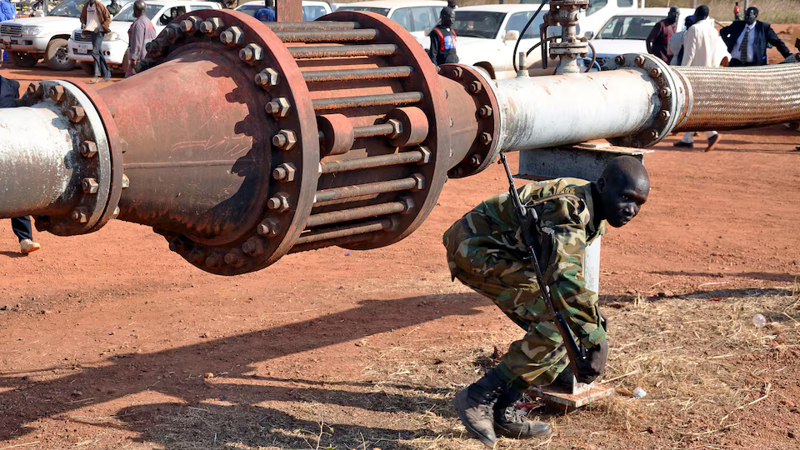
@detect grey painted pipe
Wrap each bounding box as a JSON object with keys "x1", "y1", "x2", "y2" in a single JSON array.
[
  {"x1": 493, "y1": 69, "x2": 659, "y2": 153},
  {"x1": 0, "y1": 104, "x2": 80, "y2": 217}
]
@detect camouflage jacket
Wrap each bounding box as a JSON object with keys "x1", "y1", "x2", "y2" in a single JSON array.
[{"x1": 443, "y1": 178, "x2": 608, "y2": 347}]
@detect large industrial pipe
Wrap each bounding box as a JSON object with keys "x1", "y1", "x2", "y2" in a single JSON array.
[{"x1": 0, "y1": 10, "x2": 798, "y2": 276}]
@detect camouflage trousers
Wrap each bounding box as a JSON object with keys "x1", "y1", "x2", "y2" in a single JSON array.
[{"x1": 455, "y1": 270, "x2": 569, "y2": 386}]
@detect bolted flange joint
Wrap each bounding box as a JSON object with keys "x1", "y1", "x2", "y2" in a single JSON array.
[
  {"x1": 67, "y1": 106, "x2": 85, "y2": 123},
  {"x1": 199, "y1": 17, "x2": 223, "y2": 36},
  {"x1": 220, "y1": 26, "x2": 244, "y2": 46},
  {"x1": 255, "y1": 68, "x2": 279, "y2": 90},
  {"x1": 272, "y1": 163, "x2": 296, "y2": 182},
  {"x1": 265, "y1": 98, "x2": 290, "y2": 118},
  {"x1": 272, "y1": 129, "x2": 297, "y2": 150},
  {"x1": 239, "y1": 43, "x2": 264, "y2": 65},
  {"x1": 48, "y1": 85, "x2": 65, "y2": 102},
  {"x1": 82, "y1": 178, "x2": 99, "y2": 194},
  {"x1": 80, "y1": 141, "x2": 98, "y2": 158},
  {"x1": 180, "y1": 16, "x2": 202, "y2": 34},
  {"x1": 267, "y1": 193, "x2": 290, "y2": 212}
]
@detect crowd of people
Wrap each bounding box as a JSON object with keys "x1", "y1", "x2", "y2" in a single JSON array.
[{"x1": 646, "y1": 4, "x2": 792, "y2": 151}]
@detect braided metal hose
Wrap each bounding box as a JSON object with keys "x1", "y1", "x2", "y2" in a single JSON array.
[{"x1": 674, "y1": 65, "x2": 800, "y2": 131}]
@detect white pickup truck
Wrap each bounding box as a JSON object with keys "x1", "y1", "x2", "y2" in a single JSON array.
[
  {"x1": 0, "y1": 0, "x2": 127, "y2": 70},
  {"x1": 67, "y1": 0, "x2": 219, "y2": 75}
]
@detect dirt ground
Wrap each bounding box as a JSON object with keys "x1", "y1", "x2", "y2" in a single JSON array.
[{"x1": 1, "y1": 28, "x2": 800, "y2": 449}]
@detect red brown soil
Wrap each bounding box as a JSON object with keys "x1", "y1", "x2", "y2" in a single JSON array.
[{"x1": 1, "y1": 51, "x2": 799, "y2": 449}]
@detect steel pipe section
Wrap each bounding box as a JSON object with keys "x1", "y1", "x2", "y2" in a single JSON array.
[
  {"x1": 493, "y1": 69, "x2": 659, "y2": 153},
  {"x1": 0, "y1": 104, "x2": 76, "y2": 218}
]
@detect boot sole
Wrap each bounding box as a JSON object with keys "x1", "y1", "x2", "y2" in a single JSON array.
[
  {"x1": 495, "y1": 422, "x2": 552, "y2": 439},
  {"x1": 453, "y1": 389, "x2": 495, "y2": 448}
]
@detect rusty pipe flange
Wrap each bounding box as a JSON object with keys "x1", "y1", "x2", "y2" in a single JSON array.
[
  {"x1": 32, "y1": 80, "x2": 115, "y2": 236},
  {"x1": 69, "y1": 80, "x2": 125, "y2": 233},
  {"x1": 138, "y1": 9, "x2": 319, "y2": 275},
  {"x1": 607, "y1": 53, "x2": 682, "y2": 148},
  {"x1": 320, "y1": 10, "x2": 451, "y2": 251},
  {"x1": 439, "y1": 64, "x2": 500, "y2": 179}
]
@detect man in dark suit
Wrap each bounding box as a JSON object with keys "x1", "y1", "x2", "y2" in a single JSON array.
[{"x1": 720, "y1": 7, "x2": 792, "y2": 66}]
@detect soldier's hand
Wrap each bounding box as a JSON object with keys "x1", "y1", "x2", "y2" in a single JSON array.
[{"x1": 575, "y1": 340, "x2": 607, "y2": 384}]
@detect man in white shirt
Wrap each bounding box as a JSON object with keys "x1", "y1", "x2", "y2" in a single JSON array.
[
  {"x1": 80, "y1": 0, "x2": 113, "y2": 83},
  {"x1": 720, "y1": 7, "x2": 793, "y2": 67},
  {"x1": 675, "y1": 6, "x2": 725, "y2": 151}
]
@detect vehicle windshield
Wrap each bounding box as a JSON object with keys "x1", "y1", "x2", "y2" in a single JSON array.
[
  {"x1": 236, "y1": 4, "x2": 261, "y2": 16},
  {"x1": 49, "y1": 0, "x2": 89, "y2": 17},
  {"x1": 453, "y1": 11, "x2": 505, "y2": 39},
  {"x1": 113, "y1": 4, "x2": 162, "y2": 22},
  {"x1": 596, "y1": 15, "x2": 665, "y2": 40},
  {"x1": 336, "y1": 6, "x2": 390, "y2": 16}
]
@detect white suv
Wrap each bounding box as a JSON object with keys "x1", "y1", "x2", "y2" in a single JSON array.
[
  {"x1": 0, "y1": 0, "x2": 128, "y2": 70},
  {"x1": 67, "y1": 0, "x2": 219, "y2": 75},
  {"x1": 336, "y1": 1, "x2": 446, "y2": 47}
]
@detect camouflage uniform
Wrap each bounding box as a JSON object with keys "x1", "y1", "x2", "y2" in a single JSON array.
[{"x1": 443, "y1": 178, "x2": 607, "y2": 385}]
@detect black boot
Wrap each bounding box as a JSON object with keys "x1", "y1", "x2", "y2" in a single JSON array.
[
  {"x1": 453, "y1": 369, "x2": 505, "y2": 448},
  {"x1": 493, "y1": 384, "x2": 552, "y2": 439}
]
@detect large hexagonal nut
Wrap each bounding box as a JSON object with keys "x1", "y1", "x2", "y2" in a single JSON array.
[
  {"x1": 265, "y1": 97, "x2": 291, "y2": 118},
  {"x1": 180, "y1": 16, "x2": 201, "y2": 33},
  {"x1": 267, "y1": 193, "x2": 290, "y2": 212},
  {"x1": 82, "y1": 177, "x2": 99, "y2": 194},
  {"x1": 418, "y1": 146, "x2": 432, "y2": 165},
  {"x1": 165, "y1": 24, "x2": 182, "y2": 43},
  {"x1": 386, "y1": 119, "x2": 403, "y2": 139},
  {"x1": 401, "y1": 196, "x2": 416, "y2": 214},
  {"x1": 121, "y1": 174, "x2": 130, "y2": 189},
  {"x1": 71, "y1": 208, "x2": 89, "y2": 223},
  {"x1": 145, "y1": 39, "x2": 162, "y2": 57},
  {"x1": 80, "y1": 141, "x2": 98, "y2": 158},
  {"x1": 410, "y1": 173, "x2": 426, "y2": 191},
  {"x1": 257, "y1": 219, "x2": 281, "y2": 237},
  {"x1": 199, "y1": 17, "x2": 223, "y2": 35},
  {"x1": 452, "y1": 66, "x2": 463, "y2": 79},
  {"x1": 272, "y1": 163, "x2": 296, "y2": 182},
  {"x1": 469, "y1": 80, "x2": 482, "y2": 94},
  {"x1": 48, "y1": 85, "x2": 65, "y2": 102},
  {"x1": 67, "y1": 106, "x2": 85, "y2": 123},
  {"x1": 479, "y1": 105, "x2": 493, "y2": 118},
  {"x1": 239, "y1": 43, "x2": 263, "y2": 65},
  {"x1": 242, "y1": 237, "x2": 265, "y2": 255},
  {"x1": 479, "y1": 132, "x2": 493, "y2": 145},
  {"x1": 255, "y1": 68, "x2": 279, "y2": 90},
  {"x1": 224, "y1": 251, "x2": 244, "y2": 267},
  {"x1": 220, "y1": 26, "x2": 244, "y2": 46},
  {"x1": 187, "y1": 249, "x2": 204, "y2": 264},
  {"x1": 272, "y1": 129, "x2": 297, "y2": 150},
  {"x1": 205, "y1": 253, "x2": 222, "y2": 268}
]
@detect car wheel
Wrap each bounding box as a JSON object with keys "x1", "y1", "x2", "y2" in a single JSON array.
[
  {"x1": 9, "y1": 51, "x2": 39, "y2": 68},
  {"x1": 46, "y1": 38, "x2": 75, "y2": 71},
  {"x1": 79, "y1": 62, "x2": 94, "y2": 75}
]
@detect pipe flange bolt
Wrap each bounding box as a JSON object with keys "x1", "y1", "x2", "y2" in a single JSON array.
[
  {"x1": 255, "y1": 68, "x2": 279, "y2": 90},
  {"x1": 239, "y1": 43, "x2": 264, "y2": 65},
  {"x1": 220, "y1": 26, "x2": 244, "y2": 46}
]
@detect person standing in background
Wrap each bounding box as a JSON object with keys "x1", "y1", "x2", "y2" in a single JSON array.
[
  {"x1": 80, "y1": 0, "x2": 113, "y2": 83},
  {"x1": 429, "y1": 7, "x2": 458, "y2": 65},
  {"x1": 126, "y1": 0, "x2": 156, "y2": 77},
  {"x1": 646, "y1": 6, "x2": 679, "y2": 63},
  {"x1": 255, "y1": 0, "x2": 276, "y2": 22},
  {"x1": 733, "y1": 2, "x2": 740, "y2": 21},
  {"x1": 721, "y1": 7, "x2": 793, "y2": 66}
]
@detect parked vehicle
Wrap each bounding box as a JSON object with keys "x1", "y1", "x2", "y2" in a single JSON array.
[
  {"x1": 0, "y1": 0, "x2": 130, "y2": 70},
  {"x1": 235, "y1": 1, "x2": 333, "y2": 21},
  {"x1": 336, "y1": 1, "x2": 446, "y2": 47},
  {"x1": 590, "y1": 8, "x2": 696, "y2": 69},
  {"x1": 67, "y1": 0, "x2": 219, "y2": 75},
  {"x1": 456, "y1": 1, "x2": 638, "y2": 78}
]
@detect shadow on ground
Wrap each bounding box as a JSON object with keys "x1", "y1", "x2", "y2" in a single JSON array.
[{"x1": 0, "y1": 292, "x2": 487, "y2": 448}]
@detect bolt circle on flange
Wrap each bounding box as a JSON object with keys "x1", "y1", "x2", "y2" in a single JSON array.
[
  {"x1": 438, "y1": 64, "x2": 500, "y2": 179},
  {"x1": 134, "y1": 9, "x2": 321, "y2": 275},
  {"x1": 608, "y1": 53, "x2": 683, "y2": 148}
]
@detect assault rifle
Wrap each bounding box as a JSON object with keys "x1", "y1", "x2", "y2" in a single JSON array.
[{"x1": 498, "y1": 152, "x2": 587, "y2": 378}]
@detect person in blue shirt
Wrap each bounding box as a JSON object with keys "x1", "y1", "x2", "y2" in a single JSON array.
[
  {"x1": 254, "y1": 0, "x2": 276, "y2": 22},
  {"x1": 0, "y1": 0, "x2": 16, "y2": 65}
]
